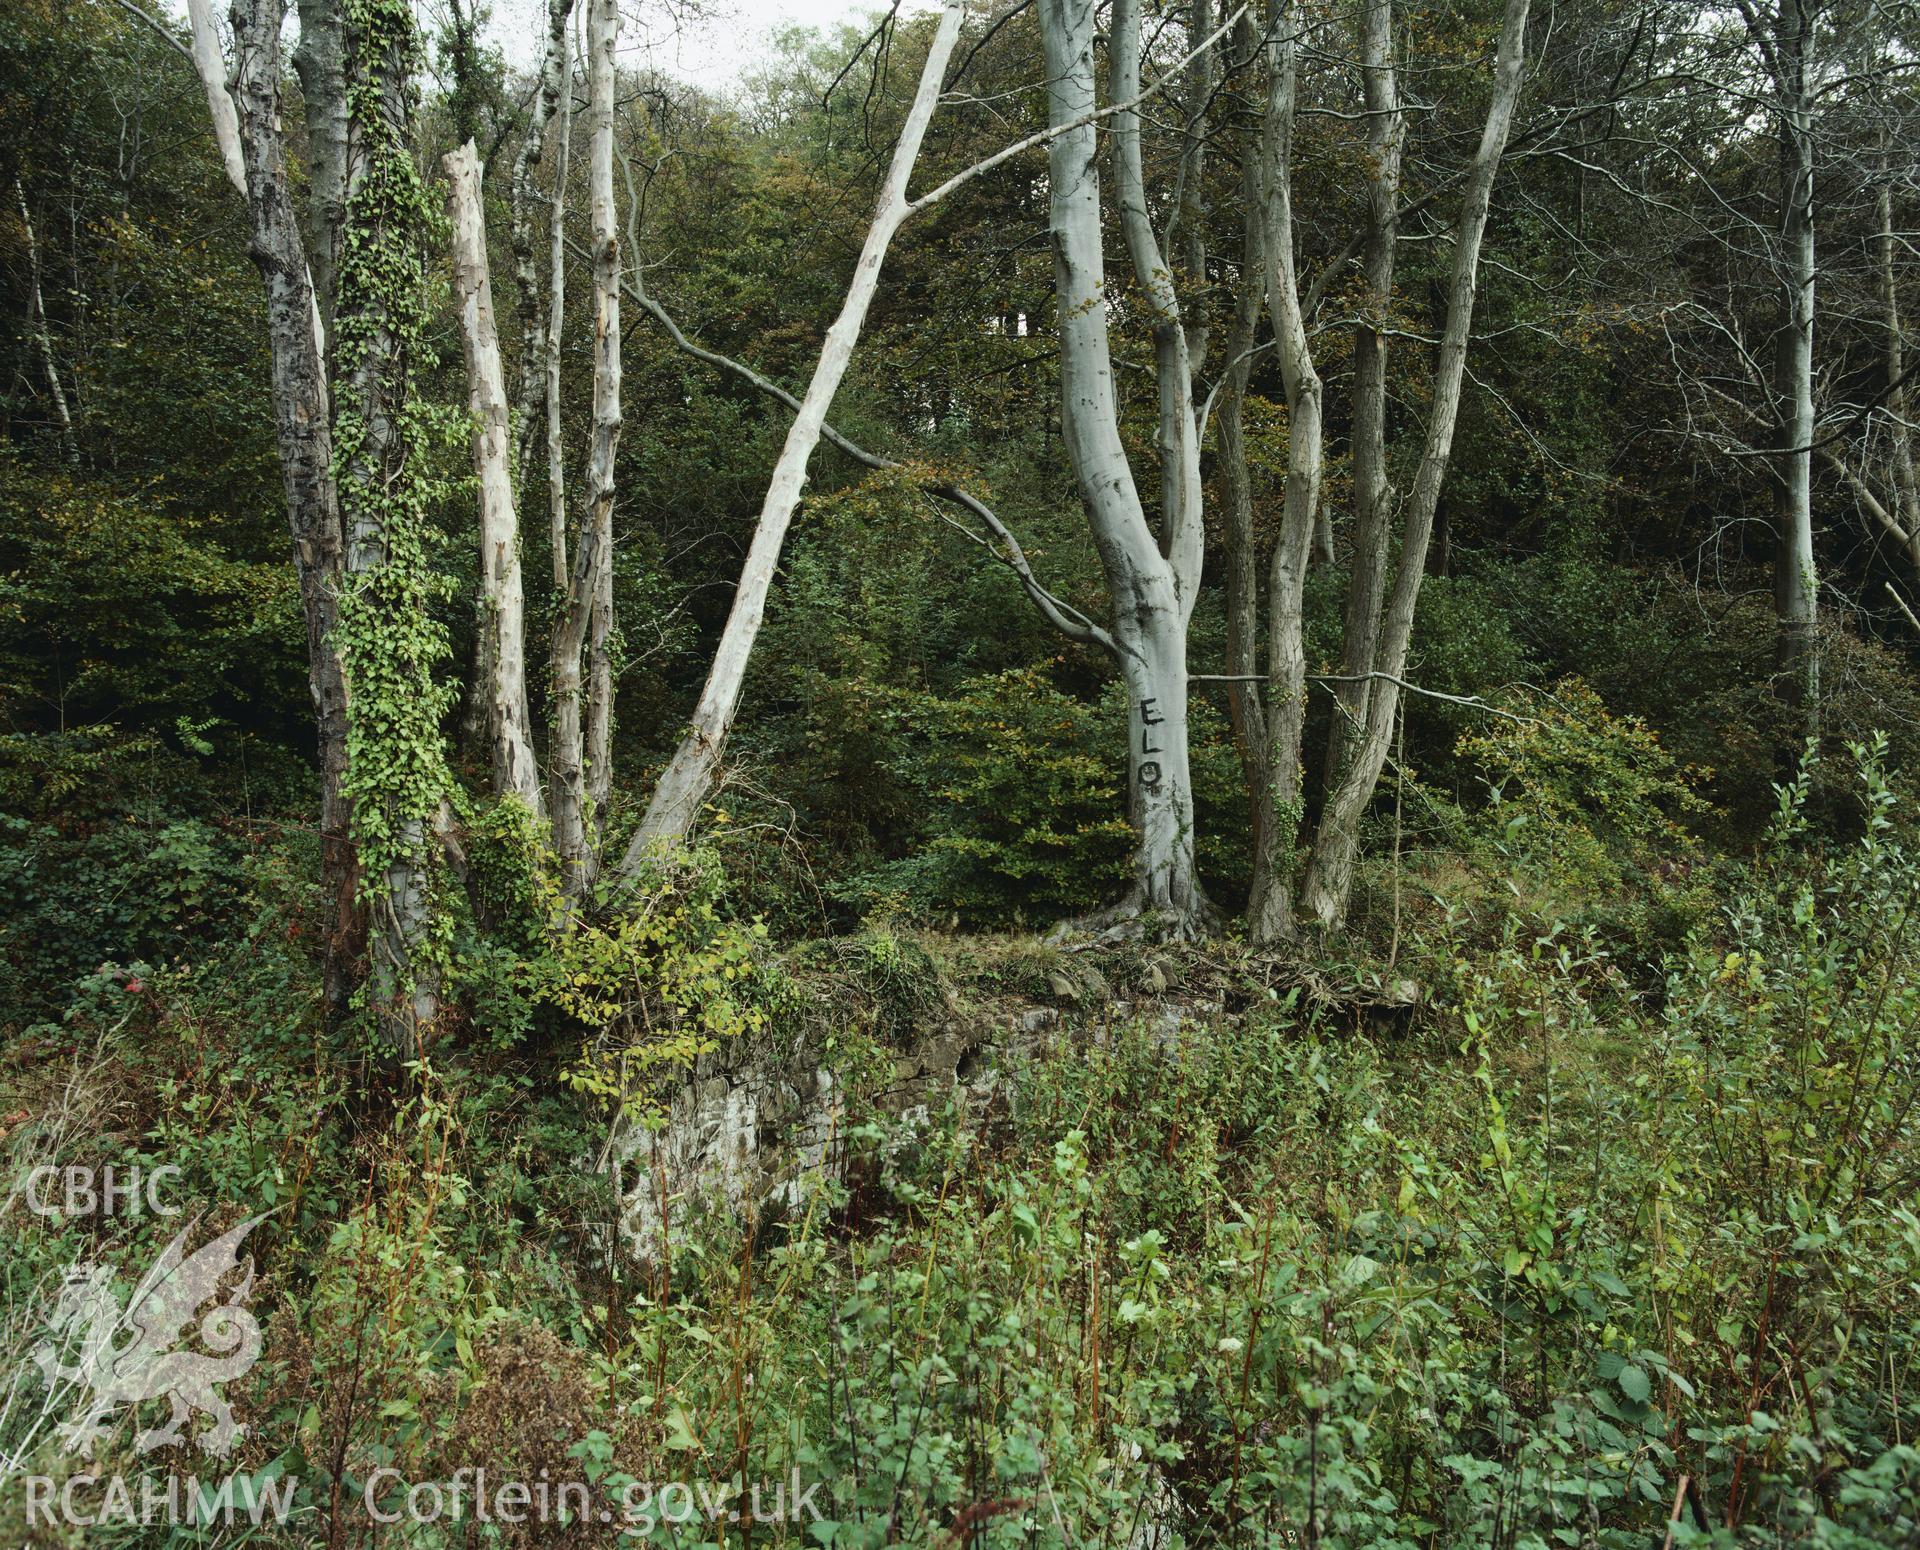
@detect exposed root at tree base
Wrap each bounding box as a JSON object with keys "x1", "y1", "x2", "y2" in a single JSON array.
[{"x1": 1047, "y1": 887, "x2": 1221, "y2": 947}]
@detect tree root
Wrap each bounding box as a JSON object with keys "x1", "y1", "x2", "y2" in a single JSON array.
[{"x1": 1046, "y1": 885, "x2": 1222, "y2": 947}]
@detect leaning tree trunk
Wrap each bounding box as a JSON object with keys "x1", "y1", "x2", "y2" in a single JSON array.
[
  {"x1": 14, "y1": 180, "x2": 76, "y2": 461},
  {"x1": 1321, "y1": 0, "x2": 1404, "y2": 795},
  {"x1": 1771, "y1": 0, "x2": 1819, "y2": 742},
  {"x1": 446, "y1": 140, "x2": 544, "y2": 817},
  {"x1": 1300, "y1": 0, "x2": 1532, "y2": 931},
  {"x1": 332, "y1": 0, "x2": 450, "y2": 1051},
  {"x1": 551, "y1": 0, "x2": 618, "y2": 892},
  {"x1": 1038, "y1": 0, "x2": 1209, "y2": 930},
  {"x1": 621, "y1": 0, "x2": 965, "y2": 865},
  {"x1": 1248, "y1": 0, "x2": 1326, "y2": 945}
]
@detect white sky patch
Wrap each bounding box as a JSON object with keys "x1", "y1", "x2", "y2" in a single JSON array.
[{"x1": 161, "y1": 0, "x2": 915, "y2": 95}]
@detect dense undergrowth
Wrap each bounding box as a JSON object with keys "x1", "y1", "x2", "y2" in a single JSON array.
[{"x1": 0, "y1": 738, "x2": 1913, "y2": 1547}]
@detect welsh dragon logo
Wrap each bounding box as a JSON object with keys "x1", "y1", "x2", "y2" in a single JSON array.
[{"x1": 32, "y1": 1214, "x2": 268, "y2": 1458}]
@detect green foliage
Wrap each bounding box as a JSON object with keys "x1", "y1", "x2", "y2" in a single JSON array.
[
  {"x1": 1455, "y1": 677, "x2": 1713, "y2": 957},
  {"x1": 328, "y1": 0, "x2": 458, "y2": 1020},
  {"x1": 874, "y1": 667, "x2": 1135, "y2": 924},
  {"x1": 537, "y1": 849, "x2": 783, "y2": 1121}
]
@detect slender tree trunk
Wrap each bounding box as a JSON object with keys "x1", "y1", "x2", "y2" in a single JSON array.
[
  {"x1": 1322, "y1": 0, "x2": 1404, "y2": 793},
  {"x1": 446, "y1": 140, "x2": 545, "y2": 817},
  {"x1": 622, "y1": 0, "x2": 966, "y2": 863},
  {"x1": 1300, "y1": 0, "x2": 1532, "y2": 929},
  {"x1": 292, "y1": 0, "x2": 349, "y2": 342},
  {"x1": 1217, "y1": 10, "x2": 1269, "y2": 869},
  {"x1": 1037, "y1": 0, "x2": 1210, "y2": 930},
  {"x1": 1248, "y1": 0, "x2": 1326, "y2": 945},
  {"x1": 1111, "y1": 0, "x2": 1204, "y2": 591},
  {"x1": 188, "y1": 0, "x2": 245, "y2": 196},
  {"x1": 14, "y1": 180, "x2": 76, "y2": 461},
  {"x1": 1881, "y1": 182, "x2": 1920, "y2": 562},
  {"x1": 1771, "y1": 0, "x2": 1818, "y2": 740},
  {"x1": 512, "y1": 0, "x2": 575, "y2": 482},
  {"x1": 551, "y1": 0, "x2": 621, "y2": 892},
  {"x1": 219, "y1": 0, "x2": 358, "y2": 1005},
  {"x1": 546, "y1": 66, "x2": 573, "y2": 590},
  {"x1": 583, "y1": 0, "x2": 621, "y2": 823}
]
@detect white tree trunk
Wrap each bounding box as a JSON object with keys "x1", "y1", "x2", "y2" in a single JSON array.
[
  {"x1": 1771, "y1": 0, "x2": 1818, "y2": 739},
  {"x1": 1109, "y1": 0, "x2": 1204, "y2": 607},
  {"x1": 551, "y1": 0, "x2": 621, "y2": 892},
  {"x1": 1322, "y1": 0, "x2": 1403, "y2": 792},
  {"x1": 1301, "y1": 0, "x2": 1532, "y2": 930},
  {"x1": 546, "y1": 32, "x2": 574, "y2": 590},
  {"x1": 185, "y1": 0, "x2": 245, "y2": 196},
  {"x1": 583, "y1": 0, "x2": 621, "y2": 822},
  {"x1": 620, "y1": 0, "x2": 966, "y2": 867},
  {"x1": 1038, "y1": 0, "x2": 1209, "y2": 930},
  {"x1": 1248, "y1": 1, "x2": 1326, "y2": 945},
  {"x1": 14, "y1": 179, "x2": 76, "y2": 460},
  {"x1": 202, "y1": 0, "x2": 357, "y2": 1005},
  {"x1": 511, "y1": 0, "x2": 576, "y2": 483},
  {"x1": 291, "y1": 0, "x2": 348, "y2": 341},
  {"x1": 445, "y1": 139, "x2": 545, "y2": 818}
]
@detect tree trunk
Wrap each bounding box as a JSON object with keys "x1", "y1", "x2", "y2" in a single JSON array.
[
  {"x1": 1322, "y1": 0, "x2": 1404, "y2": 794},
  {"x1": 14, "y1": 180, "x2": 76, "y2": 461},
  {"x1": 1771, "y1": 0, "x2": 1818, "y2": 741},
  {"x1": 551, "y1": 0, "x2": 621, "y2": 893},
  {"x1": 333, "y1": 0, "x2": 448, "y2": 1051},
  {"x1": 1300, "y1": 0, "x2": 1532, "y2": 930},
  {"x1": 622, "y1": 0, "x2": 966, "y2": 865},
  {"x1": 1037, "y1": 0, "x2": 1210, "y2": 933},
  {"x1": 1880, "y1": 182, "x2": 1920, "y2": 571},
  {"x1": 1110, "y1": 0, "x2": 1204, "y2": 592},
  {"x1": 583, "y1": 0, "x2": 621, "y2": 825},
  {"x1": 1216, "y1": 11, "x2": 1269, "y2": 873},
  {"x1": 1248, "y1": 0, "x2": 1326, "y2": 946},
  {"x1": 187, "y1": 0, "x2": 245, "y2": 196},
  {"x1": 545, "y1": 63, "x2": 573, "y2": 591},
  {"x1": 511, "y1": 0, "x2": 575, "y2": 484},
  {"x1": 446, "y1": 139, "x2": 545, "y2": 817},
  {"x1": 219, "y1": 0, "x2": 358, "y2": 1006},
  {"x1": 292, "y1": 0, "x2": 349, "y2": 342}
]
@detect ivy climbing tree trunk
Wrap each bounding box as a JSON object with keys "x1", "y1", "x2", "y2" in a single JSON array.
[
  {"x1": 446, "y1": 140, "x2": 544, "y2": 818},
  {"x1": 333, "y1": 0, "x2": 453, "y2": 1051},
  {"x1": 620, "y1": 0, "x2": 965, "y2": 864},
  {"x1": 1298, "y1": 0, "x2": 1533, "y2": 930}
]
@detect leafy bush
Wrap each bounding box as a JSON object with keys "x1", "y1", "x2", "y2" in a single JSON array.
[{"x1": 1454, "y1": 677, "x2": 1713, "y2": 961}]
